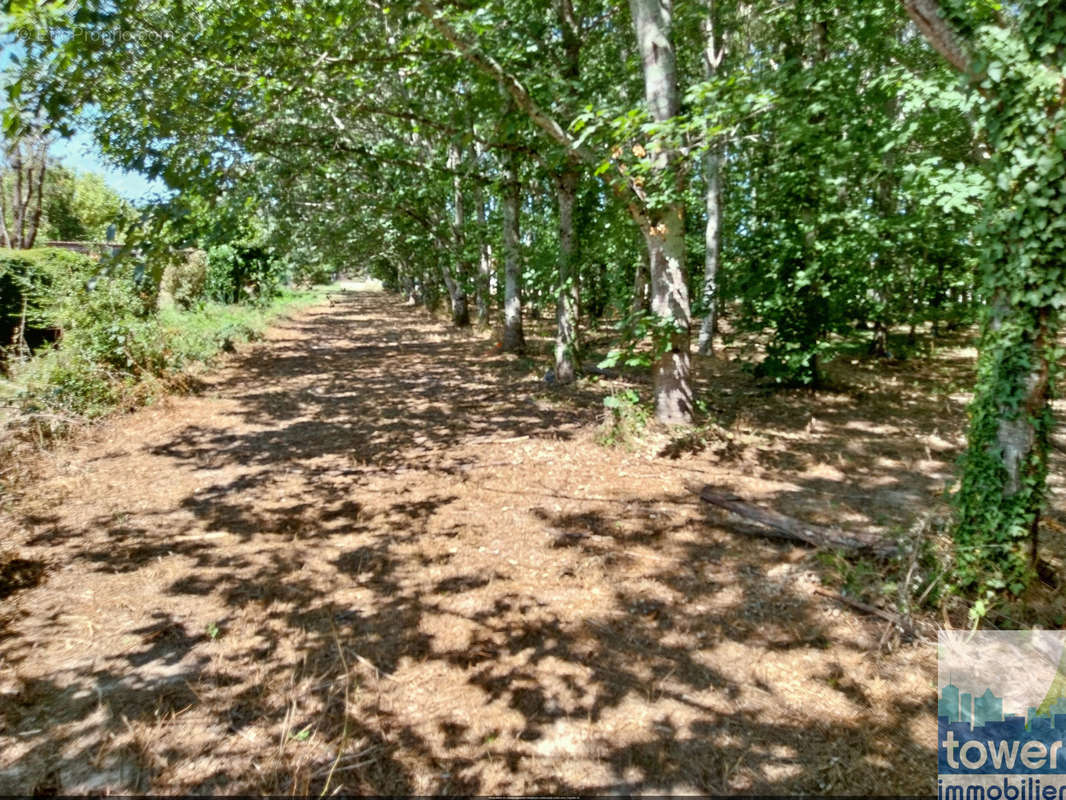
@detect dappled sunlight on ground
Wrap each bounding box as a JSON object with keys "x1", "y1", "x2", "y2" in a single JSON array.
[{"x1": 4, "y1": 289, "x2": 1052, "y2": 793}]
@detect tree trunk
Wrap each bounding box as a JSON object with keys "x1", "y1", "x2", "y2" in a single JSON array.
[
  {"x1": 697, "y1": 145, "x2": 722, "y2": 356},
  {"x1": 13, "y1": 151, "x2": 25, "y2": 249},
  {"x1": 501, "y1": 156, "x2": 525, "y2": 353},
  {"x1": 697, "y1": 0, "x2": 723, "y2": 357},
  {"x1": 633, "y1": 250, "x2": 650, "y2": 314},
  {"x1": 474, "y1": 178, "x2": 492, "y2": 325},
  {"x1": 446, "y1": 143, "x2": 472, "y2": 327},
  {"x1": 870, "y1": 318, "x2": 889, "y2": 357},
  {"x1": 0, "y1": 174, "x2": 10, "y2": 249},
  {"x1": 955, "y1": 299, "x2": 1056, "y2": 579},
  {"x1": 24, "y1": 158, "x2": 46, "y2": 250},
  {"x1": 554, "y1": 167, "x2": 579, "y2": 384},
  {"x1": 642, "y1": 212, "x2": 694, "y2": 424},
  {"x1": 3, "y1": 134, "x2": 49, "y2": 250},
  {"x1": 440, "y1": 262, "x2": 470, "y2": 326},
  {"x1": 630, "y1": 0, "x2": 693, "y2": 424}
]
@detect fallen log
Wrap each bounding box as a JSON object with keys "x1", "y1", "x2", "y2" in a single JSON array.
[
  {"x1": 813, "y1": 587, "x2": 914, "y2": 637},
  {"x1": 697, "y1": 485, "x2": 899, "y2": 558}
]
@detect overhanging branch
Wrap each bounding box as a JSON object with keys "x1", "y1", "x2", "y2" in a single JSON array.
[{"x1": 902, "y1": 0, "x2": 971, "y2": 76}]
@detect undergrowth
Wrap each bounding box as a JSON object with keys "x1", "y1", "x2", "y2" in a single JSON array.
[
  {"x1": 597, "y1": 388, "x2": 649, "y2": 449},
  {"x1": 1, "y1": 287, "x2": 326, "y2": 422}
]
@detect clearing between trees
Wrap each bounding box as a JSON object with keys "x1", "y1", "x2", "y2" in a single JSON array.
[{"x1": 1, "y1": 287, "x2": 1061, "y2": 794}]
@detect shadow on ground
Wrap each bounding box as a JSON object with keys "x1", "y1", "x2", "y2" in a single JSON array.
[{"x1": 0, "y1": 290, "x2": 953, "y2": 793}]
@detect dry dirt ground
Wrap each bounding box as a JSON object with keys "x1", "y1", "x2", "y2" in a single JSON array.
[{"x1": 0, "y1": 288, "x2": 1062, "y2": 794}]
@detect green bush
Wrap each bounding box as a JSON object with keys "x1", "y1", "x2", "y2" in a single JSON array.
[
  {"x1": 8, "y1": 285, "x2": 321, "y2": 417},
  {"x1": 0, "y1": 248, "x2": 97, "y2": 338},
  {"x1": 598, "y1": 388, "x2": 650, "y2": 449},
  {"x1": 206, "y1": 243, "x2": 284, "y2": 304}
]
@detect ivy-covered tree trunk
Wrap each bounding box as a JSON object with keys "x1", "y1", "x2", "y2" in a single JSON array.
[
  {"x1": 902, "y1": 0, "x2": 1066, "y2": 596},
  {"x1": 630, "y1": 0, "x2": 693, "y2": 424},
  {"x1": 501, "y1": 155, "x2": 525, "y2": 353},
  {"x1": 554, "y1": 167, "x2": 579, "y2": 384}
]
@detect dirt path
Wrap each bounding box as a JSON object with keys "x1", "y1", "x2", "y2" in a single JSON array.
[{"x1": 1, "y1": 289, "x2": 937, "y2": 794}]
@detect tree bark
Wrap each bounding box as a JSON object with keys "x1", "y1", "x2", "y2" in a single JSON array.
[
  {"x1": 641, "y1": 212, "x2": 693, "y2": 424},
  {"x1": 630, "y1": 0, "x2": 693, "y2": 424},
  {"x1": 0, "y1": 173, "x2": 11, "y2": 249},
  {"x1": 902, "y1": 0, "x2": 971, "y2": 74},
  {"x1": 24, "y1": 157, "x2": 46, "y2": 251},
  {"x1": 501, "y1": 154, "x2": 525, "y2": 353},
  {"x1": 554, "y1": 167, "x2": 579, "y2": 384},
  {"x1": 473, "y1": 148, "x2": 493, "y2": 325},
  {"x1": 446, "y1": 143, "x2": 472, "y2": 327},
  {"x1": 440, "y1": 261, "x2": 469, "y2": 326},
  {"x1": 697, "y1": 145, "x2": 722, "y2": 356},
  {"x1": 3, "y1": 134, "x2": 49, "y2": 250},
  {"x1": 699, "y1": 486, "x2": 900, "y2": 557},
  {"x1": 697, "y1": 0, "x2": 724, "y2": 356},
  {"x1": 632, "y1": 249, "x2": 650, "y2": 314},
  {"x1": 13, "y1": 150, "x2": 25, "y2": 249}
]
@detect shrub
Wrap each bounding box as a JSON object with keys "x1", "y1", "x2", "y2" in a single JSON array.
[
  {"x1": 599, "y1": 388, "x2": 650, "y2": 449},
  {"x1": 159, "y1": 249, "x2": 208, "y2": 309},
  {"x1": 1, "y1": 248, "x2": 96, "y2": 328},
  {"x1": 206, "y1": 243, "x2": 284, "y2": 304}
]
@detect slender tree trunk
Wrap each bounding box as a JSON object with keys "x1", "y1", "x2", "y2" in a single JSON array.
[
  {"x1": 697, "y1": 0, "x2": 724, "y2": 356},
  {"x1": 871, "y1": 127, "x2": 897, "y2": 360},
  {"x1": 697, "y1": 145, "x2": 722, "y2": 356},
  {"x1": 0, "y1": 173, "x2": 11, "y2": 249},
  {"x1": 398, "y1": 259, "x2": 420, "y2": 305},
  {"x1": 630, "y1": 0, "x2": 693, "y2": 424},
  {"x1": 501, "y1": 155, "x2": 525, "y2": 353},
  {"x1": 474, "y1": 179, "x2": 492, "y2": 325},
  {"x1": 550, "y1": 0, "x2": 581, "y2": 383},
  {"x1": 633, "y1": 250, "x2": 650, "y2": 314},
  {"x1": 423, "y1": 263, "x2": 441, "y2": 312},
  {"x1": 13, "y1": 151, "x2": 25, "y2": 249},
  {"x1": 554, "y1": 167, "x2": 579, "y2": 383},
  {"x1": 24, "y1": 158, "x2": 46, "y2": 250},
  {"x1": 447, "y1": 143, "x2": 471, "y2": 327}
]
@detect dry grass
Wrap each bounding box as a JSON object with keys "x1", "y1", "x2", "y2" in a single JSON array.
[{"x1": 0, "y1": 287, "x2": 1063, "y2": 794}]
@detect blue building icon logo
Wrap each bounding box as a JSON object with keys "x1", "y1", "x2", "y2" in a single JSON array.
[{"x1": 938, "y1": 631, "x2": 1066, "y2": 799}]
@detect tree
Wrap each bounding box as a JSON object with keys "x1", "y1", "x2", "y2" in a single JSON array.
[
  {"x1": 901, "y1": 0, "x2": 1066, "y2": 599},
  {"x1": 418, "y1": 0, "x2": 696, "y2": 422},
  {"x1": 696, "y1": 0, "x2": 725, "y2": 357},
  {"x1": 40, "y1": 165, "x2": 133, "y2": 241},
  {"x1": 1, "y1": 119, "x2": 49, "y2": 249}
]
